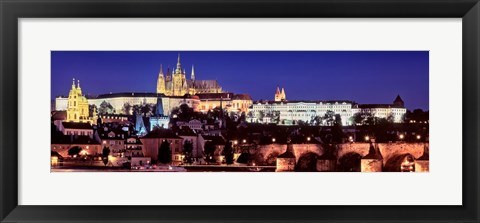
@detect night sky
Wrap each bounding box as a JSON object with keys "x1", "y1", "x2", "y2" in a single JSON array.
[{"x1": 51, "y1": 51, "x2": 429, "y2": 111}]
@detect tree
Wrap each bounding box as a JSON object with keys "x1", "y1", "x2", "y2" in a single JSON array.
[
  {"x1": 351, "y1": 111, "x2": 374, "y2": 126},
  {"x1": 386, "y1": 113, "x2": 395, "y2": 123},
  {"x1": 132, "y1": 104, "x2": 142, "y2": 116},
  {"x1": 311, "y1": 115, "x2": 323, "y2": 126},
  {"x1": 68, "y1": 146, "x2": 82, "y2": 157},
  {"x1": 323, "y1": 110, "x2": 335, "y2": 126},
  {"x1": 88, "y1": 104, "x2": 98, "y2": 117},
  {"x1": 272, "y1": 111, "x2": 281, "y2": 124},
  {"x1": 204, "y1": 141, "x2": 216, "y2": 163},
  {"x1": 122, "y1": 102, "x2": 132, "y2": 115},
  {"x1": 178, "y1": 104, "x2": 193, "y2": 121},
  {"x1": 332, "y1": 114, "x2": 344, "y2": 143},
  {"x1": 247, "y1": 111, "x2": 254, "y2": 121},
  {"x1": 98, "y1": 101, "x2": 114, "y2": 115},
  {"x1": 222, "y1": 141, "x2": 234, "y2": 165},
  {"x1": 102, "y1": 146, "x2": 110, "y2": 166},
  {"x1": 405, "y1": 109, "x2": 429, "y2": 123},
  {"x1": 141, "y1": 104, "x2": 153, "y2": 116},
  {"x1": 158, "y1": 140, "x2": 172, "y2": 164},
  {"x1": 258, "y1": 111, "x2": 265, "y2": 122},
  {"x1": 182, "y1": 140, "x2": 194, "y2": 164}
]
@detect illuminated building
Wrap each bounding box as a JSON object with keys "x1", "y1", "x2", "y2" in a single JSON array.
[
  {"x1": 196, "y1": 93, "x2": 253, "y2": 113},
  {"x1": 351, "y1": 95, "x2": 407, "y2": 123},
  {"x1": 149, "y1": 95, "x2": 170, "y2": 130},
  {"x1": 156, "y1": 54, "x2": 223, "y2": 96},
  {"x1": 249, "y1": 88, "x2": 407, "y2": 126},
  {"x1": 274, "y1": 87, "x2": 286, "y2": 102},
  {"x1": 55, "y1": 55, "x2": 252, "y2": 116},
  {"x1": 65, "y1": 79, "x2": 96, "y2": 123}
]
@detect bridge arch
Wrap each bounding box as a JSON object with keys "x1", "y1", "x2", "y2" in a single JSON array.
[
  {"x1": 337, "y1": 152, "x2": 362, "y2": 172},
  {"x1": 295, "y1": 152, "x2": 320, "y2": 172}
]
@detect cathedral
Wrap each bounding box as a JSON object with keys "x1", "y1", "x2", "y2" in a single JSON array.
[{"x1": 156, "y1": 54, "x2": 223, "y2": 96}]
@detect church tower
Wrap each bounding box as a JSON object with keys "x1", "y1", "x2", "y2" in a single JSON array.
[
  {"x1": 274, "y1": 87, "x2": 286, "y2": 102},
  {"x1": 156, "y1": 64, "x2": 165, "y2": 94},
  {"x1": 274, "y1": 87, "x2": 281, "y2": 101},
  {"x1": 66, "y1": 78, "x2": 91, "y2": 123},
  {"x1": 172, "y1": 53, "x2": 188, "y2": 96}
]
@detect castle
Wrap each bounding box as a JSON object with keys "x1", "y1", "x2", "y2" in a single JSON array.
[{"x1": 156, "y1": 54, "x2": 222, "y2": 96}]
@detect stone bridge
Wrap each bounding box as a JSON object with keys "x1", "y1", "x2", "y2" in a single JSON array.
[
  {"x1": 255, "y1": 142, "x2": 429, "y2": 171},
  {"x1": 257, "y1": 143, "x2": 427, "y2": 162}
]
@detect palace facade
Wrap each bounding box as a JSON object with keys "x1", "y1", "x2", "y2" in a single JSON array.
[{"x1": 248, "y1": 89, "x2": 407, "y2": 126}]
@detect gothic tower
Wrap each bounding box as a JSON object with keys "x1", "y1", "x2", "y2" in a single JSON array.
[
  {"x1": 191, "y1": 65, "x2": 195, "y2": 81},
  {"x1": 171, "y1": 54, "x2": 188, "y2": 96},
  {"x1": 274, "y1": 87, "x2": 281, "y2": 101},
  {"x1": 156, "y1": 64, "x2": 166, "y2": 94}
]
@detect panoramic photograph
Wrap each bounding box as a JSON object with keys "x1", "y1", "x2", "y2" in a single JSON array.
[{"x1": 50, "y1": 51, "x2": 429, "y2": 172}]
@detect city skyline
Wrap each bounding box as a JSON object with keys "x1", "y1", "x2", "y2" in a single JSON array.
[{"x1": 51, "y1": 51, "x2": 429, "y2": 110}]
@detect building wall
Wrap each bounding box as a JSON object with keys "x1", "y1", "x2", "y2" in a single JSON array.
[
  {"x1": 101, "y1": 139, "x2": 125, "y2": 155},
  {"x1": 62, "y1": 128, "x2": 94, "y2": 137},
  {"x1": 139, "y1": 137, "x2": 183, "y2": 162},
  {"x1": 250, "y1": 101, "x2": 353, "y2": 126},
  {"x1": 251, "y1": 101, "x2": 407, "y2": 126},
  {"x1": 58, "y1": 96, "x2": 194, "y2": 115},
  {"x1": 179, "y1": 135, "x2": 202, "y2": 158},
  {"x1": 352, "y1": 107, "x2": 406, "y2": 123}
]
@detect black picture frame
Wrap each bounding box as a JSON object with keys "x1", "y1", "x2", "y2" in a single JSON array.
[{"x1": 1, "y1": 0, "x2": 479, "y2": 222}]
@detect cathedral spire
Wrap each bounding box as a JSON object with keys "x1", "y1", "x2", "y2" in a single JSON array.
[
  {"x1": 166, "y1": 66, "x2": 171, "y2": 81},
  {"x1": 176, "y1": 53, "x2": 182, "y2": 73},
  {"x1": 191, "y1": 65, "x2": 195, "y2": 80},
  {"x1": 72, "y1": 78, "x2": 76, "y2": 89},
  {"x1": 157, "y1": 64, "x2": 166, "y2": 94},
  {"x1": 76, "y1": 79, "x2": 82, "y2": 95},
  {"x1": 159, "y1": 64, "x2": 164, "y2": 76}
]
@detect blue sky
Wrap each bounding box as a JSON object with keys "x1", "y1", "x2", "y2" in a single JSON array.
[{"x1": 51, "y1": 51, "x2": 429, "y2": 110}]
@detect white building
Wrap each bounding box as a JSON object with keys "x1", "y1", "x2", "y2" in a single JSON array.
[
  {"x1": 249, "y1": 95, "x2": 407, "y2": 126},
  {"x1": 250, "y1": 100, "x2": 354, "y2": 126},
  {"x1": 351, "y1": 95, "x2": 407, "y2": 123},
  {"x1": 56, "y1": 92, "x2": 199, "y2": 116},
  {"x1": 55, "y1": 92, "x2": 253, "y2": 115}
]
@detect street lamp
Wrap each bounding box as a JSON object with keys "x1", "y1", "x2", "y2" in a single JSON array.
[
  {"x1": 416, "y1": 135, "x2": 421, "y2": 140},
  {"x1": 243, "y1": 139, "x2": 246, "y2": 144},
  {"x1": 364, "y1": 136, "x2": 370, "y2": 142},
  {"x1": 272, "y1": 138, "x2": 276, "y2": 143},
  {"x1": 399, "y1": 134, "x2": 405, "y2": 140},
  {"x1": 349, "y1": 136, "x2": 353, "y2": 142},
  {"x1": 307, "y1": 137, "x2": 311, "y2": 142}
]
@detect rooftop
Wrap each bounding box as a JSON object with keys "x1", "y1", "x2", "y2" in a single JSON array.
[{"x1": 62, "y1": 122, "x2": 92, "y2": 129}]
